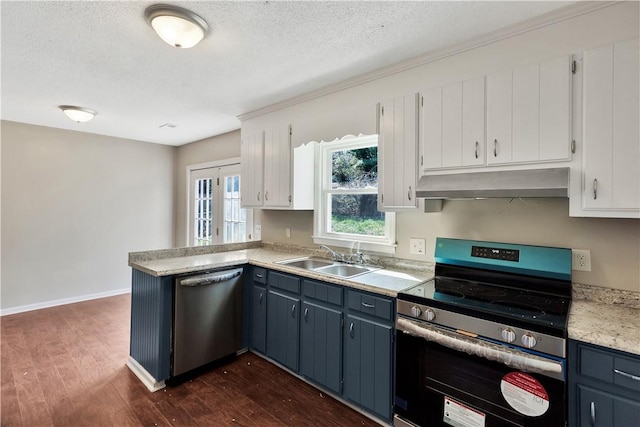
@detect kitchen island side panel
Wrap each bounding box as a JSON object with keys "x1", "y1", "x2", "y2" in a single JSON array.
[{"x1": 130, "y1": 269, "x2": 173, "y2": 382}]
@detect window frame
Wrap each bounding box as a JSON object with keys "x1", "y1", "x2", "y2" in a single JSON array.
[
  {"x1": 186, "y1": 158, "x2": 255, "y2": 247},
  {"x1": 312, "y1": 134, "x2": 396, "y2": 255}
]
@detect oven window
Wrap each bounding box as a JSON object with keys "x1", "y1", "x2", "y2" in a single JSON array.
[{"x1": 395, "y1": 333, "x2": 566, "y2": 427}]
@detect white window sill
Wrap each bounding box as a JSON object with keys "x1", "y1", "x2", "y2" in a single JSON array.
[{"x1": 312, "y1": 235, "x2": 397, "y2": 255}]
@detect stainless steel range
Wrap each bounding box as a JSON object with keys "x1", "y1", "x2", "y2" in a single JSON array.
[{"x1": 394, "y1": 238, "x2": 572, "y2": 427}]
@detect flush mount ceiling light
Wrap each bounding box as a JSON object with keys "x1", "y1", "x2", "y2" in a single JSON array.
[
  {"x1": 59, "y1": 105, "x2": 97, "y2": 123},
  {"x1": 144, "y1": 4, "x2": 209, "y2": 49}
]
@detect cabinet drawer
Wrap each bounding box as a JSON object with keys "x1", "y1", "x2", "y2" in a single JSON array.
[
  {"x1": 347, "y1": 290, "x2": 393, "y2": 321},
  {"x1": 269, "y1": 271, "x2": 300, "y2": 294},
  {"x1": 577, "y1": 384, "x2": 640, "y2": 426},
  {"x1": 252, "y1": 267, "x2": 267, "y2": 284},
  {"x1": 302, "y1": 280, "x2": 343, "y2": 306},
  {"x1": 580, "y1": 344, "x2": 640, "y2": 393}
]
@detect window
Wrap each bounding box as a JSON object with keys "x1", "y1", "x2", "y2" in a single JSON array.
[
  {"x1": 313, "y1": 134, "x2": 396, "y2": 254},
  {"x1": 188, "y1": 161, "x2": 254, "y2": 246}
]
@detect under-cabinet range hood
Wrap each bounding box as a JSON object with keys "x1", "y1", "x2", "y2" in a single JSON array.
[{"x1": 415, "y1": 167, "x2": 569, "y2": 199}]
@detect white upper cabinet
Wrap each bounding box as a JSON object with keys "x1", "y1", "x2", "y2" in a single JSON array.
[
  {"x1": 263, "y1": 124, "x2": 292, "y2": 208},
  {"x1": 487, "y1": 55, "x2": 572, "y2": 165},
  {"x1": 420, "y1": 76, "x2": 485, "y2": 170},
  {"x1": 240, "y1": 128, "x2": 264, "y2": 208},
  {"x1": 378, "y1": 93, "x2": 419, "y2": 210},
  {"x1": 241, "y1": 120, "x2": 315, "y2": 210},
  {"x1": 573, "y1": 38, "x2": 639, "y2": 218}
]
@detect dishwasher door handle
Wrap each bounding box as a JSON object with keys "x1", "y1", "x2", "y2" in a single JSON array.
[{"x1": 179, "y1": 269, "x2": 242, "y2": 287}]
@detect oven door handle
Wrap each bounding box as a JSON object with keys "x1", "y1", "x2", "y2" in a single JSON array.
[{"x1": 397, "y1": 318, "x2": 564, "y2": 380}]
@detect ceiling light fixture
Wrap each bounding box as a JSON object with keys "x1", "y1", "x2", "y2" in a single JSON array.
[
  {"x1": 144, "y1": 4, "x2": 209, "y2": 49},
  {"x1": 59, "y1": 105, "x2": 97, "y2": 123}
]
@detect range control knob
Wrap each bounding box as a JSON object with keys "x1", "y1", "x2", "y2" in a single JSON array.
[
  {"x1": 501, "y1": 328, "x2": 516, "y2": 343},
  {"x1": 424, "y1": 308, "x2": 436, "y2": 321},
  {"x1": 410, "y1": 306, "x2": 422, "y2": 318},
  {"x1": 521, "y1": 332, "x2": 537, "y2": 348}
]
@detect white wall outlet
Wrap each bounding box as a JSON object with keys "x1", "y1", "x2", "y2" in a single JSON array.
[
  {"x1": 572, "y1": 249, "x2": 591, "y2": 272},
  {"x1": 410, "y1": 238, "x2": 426, "y2": 255},
  {"x1": 254, "y1": 224, "x2": 262, "y2": 240},
  {"x1": 285, "y1": 227, "x2": 291, "y2": 238}
]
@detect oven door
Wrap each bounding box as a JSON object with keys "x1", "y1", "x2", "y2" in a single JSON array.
[{"x1": 395, "y1": 318, "x2": 566, "y2": 427}]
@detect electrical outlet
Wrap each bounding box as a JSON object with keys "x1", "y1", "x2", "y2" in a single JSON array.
[
  {"x1": 410, "y1": 238, "x2": 426, "y2": 255},
  {"x1": 285, "y1": 227, "x2": 291, "y2": 238},
  {"x1": 254, "y1": 224, "x2": 261, "y2": 240},
  {"x1": 572, "y1": 249, "x2": 591, "y2": 272}
]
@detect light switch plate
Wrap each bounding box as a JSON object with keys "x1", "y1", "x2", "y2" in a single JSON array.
[{"x1": 410, "y1": 238, "x2": 426, "y2": 255}]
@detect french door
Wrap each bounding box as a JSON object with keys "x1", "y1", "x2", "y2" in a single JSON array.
[{"x1": 188, "y1": 163, "x2": 253, "y2": 246}]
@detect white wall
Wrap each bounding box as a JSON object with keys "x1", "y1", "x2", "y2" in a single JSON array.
[{"x1": 1, "y1": 121, "x2": 175, "y2": 312}]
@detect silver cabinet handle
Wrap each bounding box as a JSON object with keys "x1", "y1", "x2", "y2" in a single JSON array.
[
  {"x1": 361, "y1": 302, "x2": 375, "y2": 309},
  {"x1": 493, "y1": 139, "x2": 498, "y2": 157},
  {"x1": 259, "y1": 292, "x2": 263, "y2": 305},
  {"x1": 349, "y1": 322, "x2": 354, "y2": 338},
  {"x1": 614, "y1": 369, "x2": 640, "y2": 381},
  {"x1": 257, "y1": 191, "x2": 261, "y2": 201},
  {"x1": 593, "y1": 179, "x2": 598, "y2": 200},
  {"x1": 420, "y1": 155, "x2": 423, "y2": 166},
  {"x1": 475, "y1": 141, "x2": 479, "y2": 159},
  {"x1": 256, "y1": 273, "x2": 264, "y2": 279},
  {"x1": 291, "y1": 304, "x2": 296, "y2": 318},
  {"x1": 304, "y1": 307, "x2": 309, "y2": 321},
  {"x1": 265, "y1": 191, "x2": 269, "y2": 201},
  {"x1": 408, "y1": 186, "x2": 412, "y2": 201},
  {"x1": 590, "y1": 401, "x2": 596, "y2": 427}
]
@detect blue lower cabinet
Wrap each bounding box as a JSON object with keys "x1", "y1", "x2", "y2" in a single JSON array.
[
  {"x1": 130, "y1": 269, "x2": 173, "y2": 382},
  {"x1": 300, "y1": 301, "x2": 343, "y2": 394},
  {"x1": 344, "y1": 314, "x2": 393, "y2": 421},
  {"x1": 569, "y1": 340, "x2": 640, "y2": 427},
  {"x1": 267, "y1": 290, "x2": 300, "y2": 372},
  {"x1": 251, "y1": 285, "x2": 267, "y2": 354}
]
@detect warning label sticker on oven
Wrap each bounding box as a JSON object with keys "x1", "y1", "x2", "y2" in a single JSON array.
[
  {"x1": 500, "y1": 372, "x2": 550, "y2": 417},
  {"x1": 443, "y1": 396, "x2": 486, "y2": 427}
]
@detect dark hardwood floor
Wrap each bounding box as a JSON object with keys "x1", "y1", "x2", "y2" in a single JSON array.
[{"x1": 1, "y1": 294, "x2": 380, "y2": 426}]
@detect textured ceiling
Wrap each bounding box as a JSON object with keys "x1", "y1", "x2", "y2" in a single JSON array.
[{"x1": 1, "y1": 1, "x2": 574, "y2": 146}]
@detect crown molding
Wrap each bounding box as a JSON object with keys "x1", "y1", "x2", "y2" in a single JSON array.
[{"x1": 238, "y1": 1, "x2": 616, "y2": 122}]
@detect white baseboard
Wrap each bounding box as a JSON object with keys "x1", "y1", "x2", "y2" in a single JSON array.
[
  {"x1": 0, "y1": 287, "x2": 131, "y2": 316},
  {"x1": 126, "y1": 356, "x2": 166, "y2": 392}
]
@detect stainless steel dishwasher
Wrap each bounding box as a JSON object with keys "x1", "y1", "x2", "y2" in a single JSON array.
[{"x1": 173, "y1": 267, "x2": 243, "y2": 377}]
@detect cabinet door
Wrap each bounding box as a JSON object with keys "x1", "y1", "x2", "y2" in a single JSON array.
[
  {"x1": 266, "y1": 291, "x2": 299, "y2": 372},
  {"x1": 420, "y1": 87, "x2": 443, "y2": 170},
  {"x1": 264, "y1": 124, "x2": 291, "y2": 208},
  {"x1": 378, "y1": 94, "x2": 418, "y2": 210},
  {"x1": 344, "y1": 315, "x2": 393, "y2": 421},
  {"x1": 240, "y1": 129, "x2": 264, "y2": 208},
  {"x1": 486, "y1": 69, "x2": 513, "y2": 165},
  {"x1": 582, "y1": 39, "x2": 639, "y2": 215},
  {"x1": 300, "y1": 302, "x2": 343, "y2": 394},
  {"x1": 251, "y1": 285, "x2": 267, "y2": 354},
  {"x1": 512, "y1": 62, "x2": 540, "y2": 163},
  {"x1": 461, "y1": 76, "x2": 486, "y2": 166},
  {"x1": 539, "y1": 55, "x2": 571, "y2": 161},
  {"x1": 578, "y1": 385, "x2": 640, "y2": 427},
  {"x1": 441, "y1": 82, "x2": 463, "y2": 168}
]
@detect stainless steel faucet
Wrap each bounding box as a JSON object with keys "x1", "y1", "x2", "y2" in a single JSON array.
[{"x1": 320, "y1": 245, "x2": 344, "y2": 262}]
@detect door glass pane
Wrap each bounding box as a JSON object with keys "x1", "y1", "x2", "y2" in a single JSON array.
[
  {"x1": 194, "y1": 178, "x2": 214, "y2": 246},
  {"x1": 222, "y1": 174, "x2": 249, "y2": 243}
]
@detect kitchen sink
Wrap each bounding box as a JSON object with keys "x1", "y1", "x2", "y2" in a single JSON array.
[
  {"x1": 277, "y1": 257, "x2": 334, "y2": 269},
  {"x1": 314, "y1": 264, "x2": 380, "y2": 278},
  {"x1": 276, "y1": 257, "x2": 380, "y2": 278}
]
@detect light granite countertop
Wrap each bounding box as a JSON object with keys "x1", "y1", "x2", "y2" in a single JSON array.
[
  {"x1": 130, "y1": 244, "x2": 639, "y2": 355},
  {"x1": 569, "y1": 284, "x2": 640, "y2": 356},
  {"x1": 129, "y1": 246, "x2": 432, "y2": 298}
]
